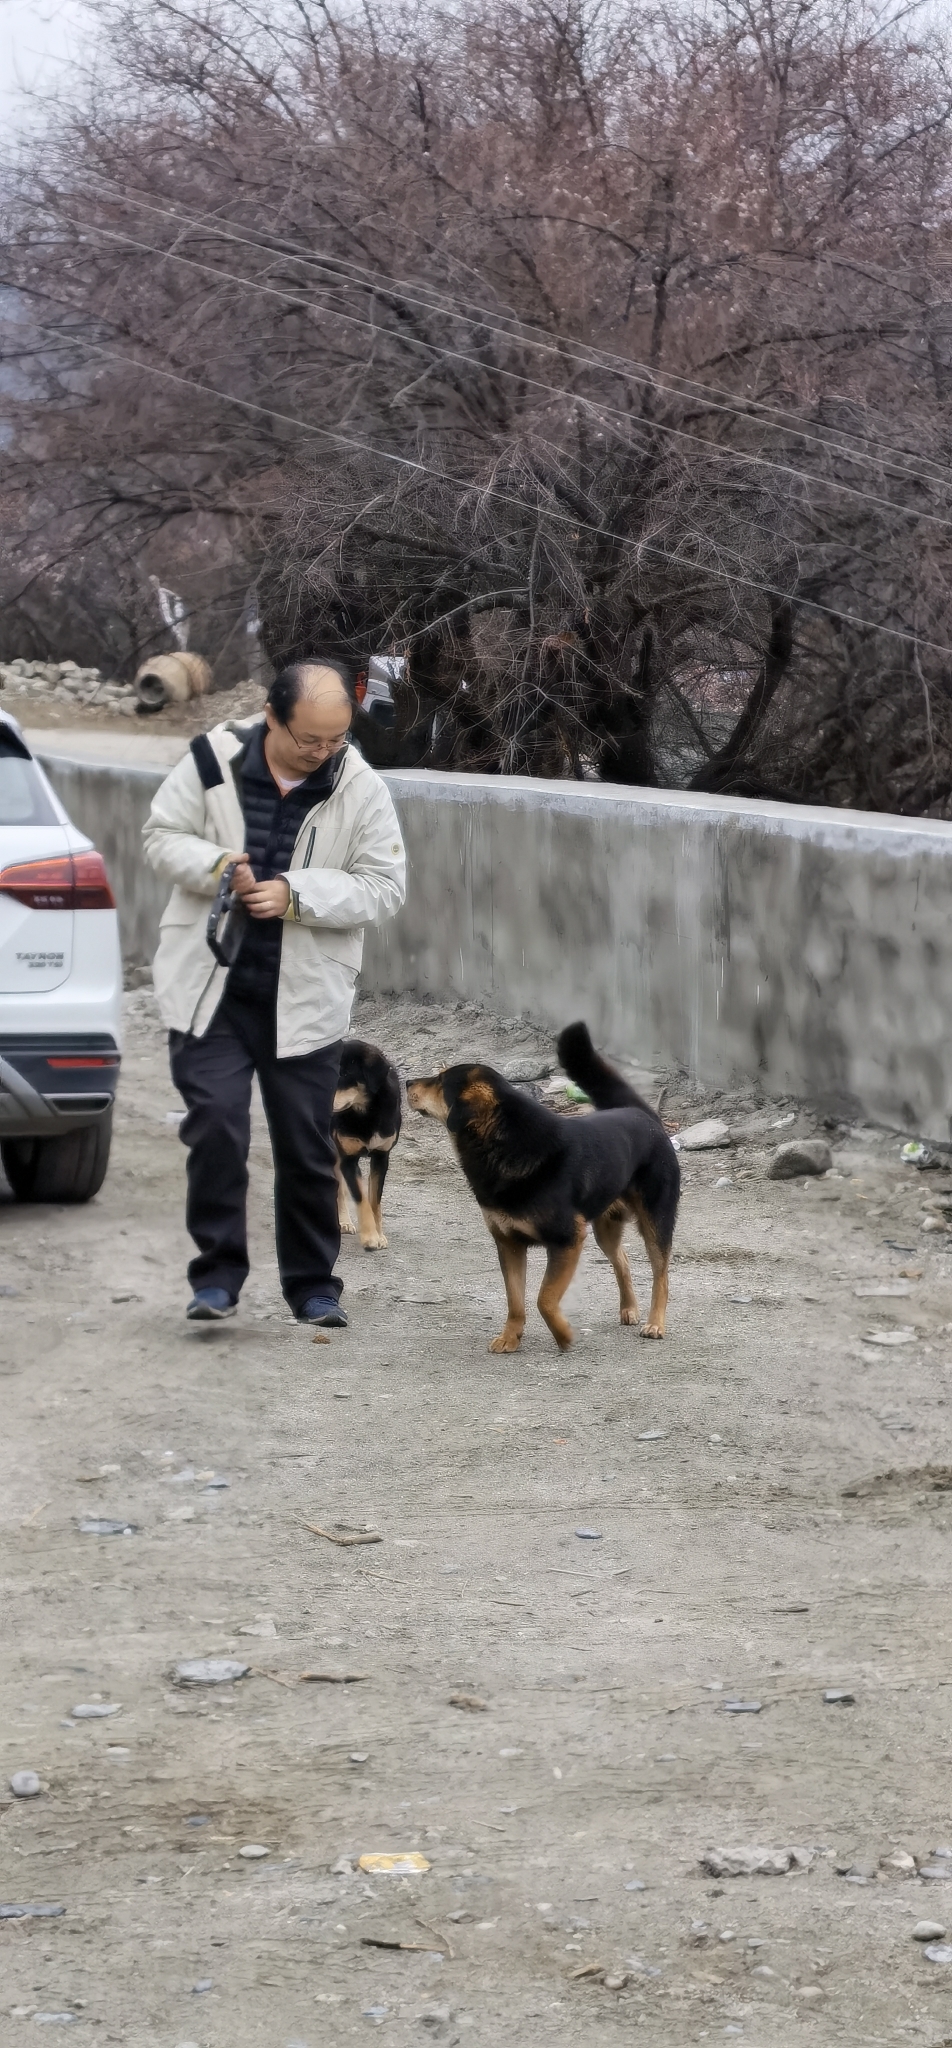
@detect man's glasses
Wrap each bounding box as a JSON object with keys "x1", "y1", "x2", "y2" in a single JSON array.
[{"x1": 289, "y1": 730, "x2": 349, "y2": 756}]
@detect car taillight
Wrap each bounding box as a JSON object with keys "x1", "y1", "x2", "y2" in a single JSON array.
[
  {"x1": 355, "y1": 671, "x2": 368, "y2": 704},
  {"x1": 0, "y1": 851, "x2": 116, "y2": 910},
  {"x1": 71, "y1": 852, "x2": 117, "y2": 909}
]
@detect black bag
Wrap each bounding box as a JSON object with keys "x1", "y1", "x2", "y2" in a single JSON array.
[{"x1": 205, "y1": 861, "x2": 248, "y2": 967}]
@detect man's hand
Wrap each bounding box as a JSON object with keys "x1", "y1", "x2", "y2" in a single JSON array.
[{"x1": 231, "y1": 858, "x2": 291, "y2": 920}]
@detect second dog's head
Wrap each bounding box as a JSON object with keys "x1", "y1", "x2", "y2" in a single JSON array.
[
  {"x1": 335, "y1": 1039, "x2": 395, "y2": 1115},
  {"x1": 406, "y1": 1064, "x2": 501, "y2": 1139}
]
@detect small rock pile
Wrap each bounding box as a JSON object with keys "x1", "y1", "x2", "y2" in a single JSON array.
[{"x1": 0, "y1": 658, "x2": 137, "y2": 715}]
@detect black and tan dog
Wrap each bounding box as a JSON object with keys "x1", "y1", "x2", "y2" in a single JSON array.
[
  {"x1": 333, "y1": 1039, "x2": 402, "y2": 1251},
  {"x1": 406, "y1": 1021, "x2": 679, "y2": 1351}
]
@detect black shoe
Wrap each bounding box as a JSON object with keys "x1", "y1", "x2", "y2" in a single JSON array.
[
  {"x1": 297, "y1": 1295, "x2": 347, "y2": 1327},
  {"x1": 187, "y1": 1287, "x2": 238, "y2": 1321}
]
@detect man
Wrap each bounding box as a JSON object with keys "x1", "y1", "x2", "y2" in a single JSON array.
[{"x1": 143, "y1": 659, "x2": 406, "y2": 1326}]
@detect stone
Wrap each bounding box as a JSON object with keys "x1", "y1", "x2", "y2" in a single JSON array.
[
  {"x1": 603, "y1": 1972, "x2": 629, "y2": 1990},
  {"x1": 677, "y1": 1119, "x2": 731, "y2": 1151},
  {"x1": 173, "y1": 1658, "x2": 249, "y2": 1686},
  {"x1": 919, "y1": 1861, "x2": 952, "y2": 1880},
  {"x1": 10, "y1": 1770, "x2": 41, "y2": 1797},
  {"x1": 924, "y1": 1944, "x2": 952, "y2": 1963},
  {"x1": 71, "y1": 1702, "x2": 121, "y2": 1718},
  {"x1": 840, "y1": 1858, "x2": 877, "y2": 1882},
  {"x1": 505, "y1": 1058, "x2": 556, "y2": 1083},
  {"x1": 823, "y1": 1689, "x2": 855, "y2": 1705},
  {"x1": 77, "y1": 1518, "x2": 138, "y2": 1536},
  {"x1": 769, "y1": 1139, "x2": 832, "y2": 1179},
  {"x1": 701, "y1": 1846, "x2": 811, "y2": 1878},
  {"x1": 723, "y1": 1700, "x2": 762, "y2": 1713},
  {"x1": 913, "y1": 1921, "x2": 947, "y2": 1940},
  {"x1": 799, "y1": 1985, "x2": 825, "y2": 2002},
  {"x1": 880, "y1": 1850, "x2": 917, "y2": 1874},
  {"x1": 239, "y1": 1844, "x2": 269, "y2": 1859}
]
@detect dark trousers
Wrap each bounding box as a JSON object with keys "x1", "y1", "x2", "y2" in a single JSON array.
[{"x1": 169, "y1": 994, "x2": 342, "y2": 1313}]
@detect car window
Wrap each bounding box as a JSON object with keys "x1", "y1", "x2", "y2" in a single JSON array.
[{"x1": 0, "y1": 742, "x2": 59, "y2": 826}]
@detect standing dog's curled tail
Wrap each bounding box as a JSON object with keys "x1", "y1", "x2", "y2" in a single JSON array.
[{"x1": 556, "y1": 1021, "x2": 661, "y2": 1120}]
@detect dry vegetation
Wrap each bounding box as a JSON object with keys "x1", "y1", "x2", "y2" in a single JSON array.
[{"x1": 4, "y1": 0, "x2": 952, "y2": 807}]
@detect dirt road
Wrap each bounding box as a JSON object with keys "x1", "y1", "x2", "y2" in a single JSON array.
[{"x1": 3, "y1": 987, "x2": 952, "y2": 2046}]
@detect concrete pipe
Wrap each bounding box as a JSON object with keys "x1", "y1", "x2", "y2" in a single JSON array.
[{"x1": 133, "y1": 652, "x2": 213, "y2": 712}]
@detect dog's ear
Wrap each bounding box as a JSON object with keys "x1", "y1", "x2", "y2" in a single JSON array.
[{"x1": 450, "y1": 1075, "x2": 500, "y2": 1140}]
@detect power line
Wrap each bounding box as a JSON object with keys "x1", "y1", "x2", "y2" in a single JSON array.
[
  {"x1": 73, "y1": 174, "x2": 952, "y2": 497},
  {"x1": 57, "y1": 208, "x2": 952, "y2": 541},
  {"x1": 34, "y1": 317, "x2": 952, "y2": 663}
]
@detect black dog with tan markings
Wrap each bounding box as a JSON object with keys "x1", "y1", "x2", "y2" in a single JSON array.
[
  {"x1": 332, "y1": 1039, "x2": 402, "y2": 1251},
  {"x1": 407, "y1": 1021, "x2": 680, "y2": 1351}
]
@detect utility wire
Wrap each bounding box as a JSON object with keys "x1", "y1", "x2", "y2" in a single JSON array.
[
  {"x1": 71, "y1": 174, "x2": 952, "y2": 495},
  {"x1": 33, "y1": 318, "x2": 952, "y2": 663},
  {"x1": 59, "y1": 211, "x2": 952, "y2": 539}
]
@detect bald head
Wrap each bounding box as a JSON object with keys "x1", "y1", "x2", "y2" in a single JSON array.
[
  {"x1": 268, "y1": 656, "x2": 353, "y2": 725},
  {"x1": 265, "y1": 656, "x2": 353, "y2": 779},
  {"x1": 296, "y1": 661, "x2": 353, "y2": 708}
]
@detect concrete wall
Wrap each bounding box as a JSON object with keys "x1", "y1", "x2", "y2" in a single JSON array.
[
  {"x1": 35, "y1": 744, "x2": 952, "y2": 1138},
  {"x1": 39, "y1": 752, "x2": 171, "y2": 971}
]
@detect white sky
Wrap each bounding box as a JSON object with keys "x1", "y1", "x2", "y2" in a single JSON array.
[{"x1": 0, "y1": 0, "x2": 89, "y2": 121}]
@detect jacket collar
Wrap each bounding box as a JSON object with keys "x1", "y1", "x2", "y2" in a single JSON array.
[{"x1": 211, "y1": 713, "x2": 363, "y2": 801}]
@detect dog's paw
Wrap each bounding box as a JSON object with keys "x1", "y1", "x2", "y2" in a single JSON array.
[
  {"x1": 361, "y1": 1233, "x2": 386, "y2": 1251},
  {"x1": 489, "y1": 1330, "x2": 522, "y2": 1353},
  {"x1": 641, "y1": 1322, "x2": 665, "y2": 1340},
  {"x1": 619, "y1": 1306, "x2": 640, "y2": 1325},
  {"x1": 339, "y1": 1215, "x2": 358, "y2": 1235}
]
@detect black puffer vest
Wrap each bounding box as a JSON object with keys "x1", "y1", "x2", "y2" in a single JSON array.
[{"x1": 224, "y1": 725, "x2": 339, "y2": 1007}]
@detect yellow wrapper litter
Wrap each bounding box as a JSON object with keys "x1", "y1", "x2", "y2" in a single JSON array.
[{"x1": 358, "y1": 1852, "x2": 431, "y2": 1875}]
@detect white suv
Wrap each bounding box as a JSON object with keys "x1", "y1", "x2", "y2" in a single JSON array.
[{"x1": 0, "y1": 712, "x2": 122, "y2": 1201}]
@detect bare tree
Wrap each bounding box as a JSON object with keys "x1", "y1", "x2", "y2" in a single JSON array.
[{"x1": 3, "y1": 0, "x2": 952, "y2": 807}]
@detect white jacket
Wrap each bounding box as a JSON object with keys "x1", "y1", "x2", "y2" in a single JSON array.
[{"x1": 143, "y1": 716, "x2": 406, "y2": 1054}]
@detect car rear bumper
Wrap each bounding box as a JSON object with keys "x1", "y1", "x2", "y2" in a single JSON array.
[{"x1": 0, "y1": 1034, "x2": 120, "y2": 1138}]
